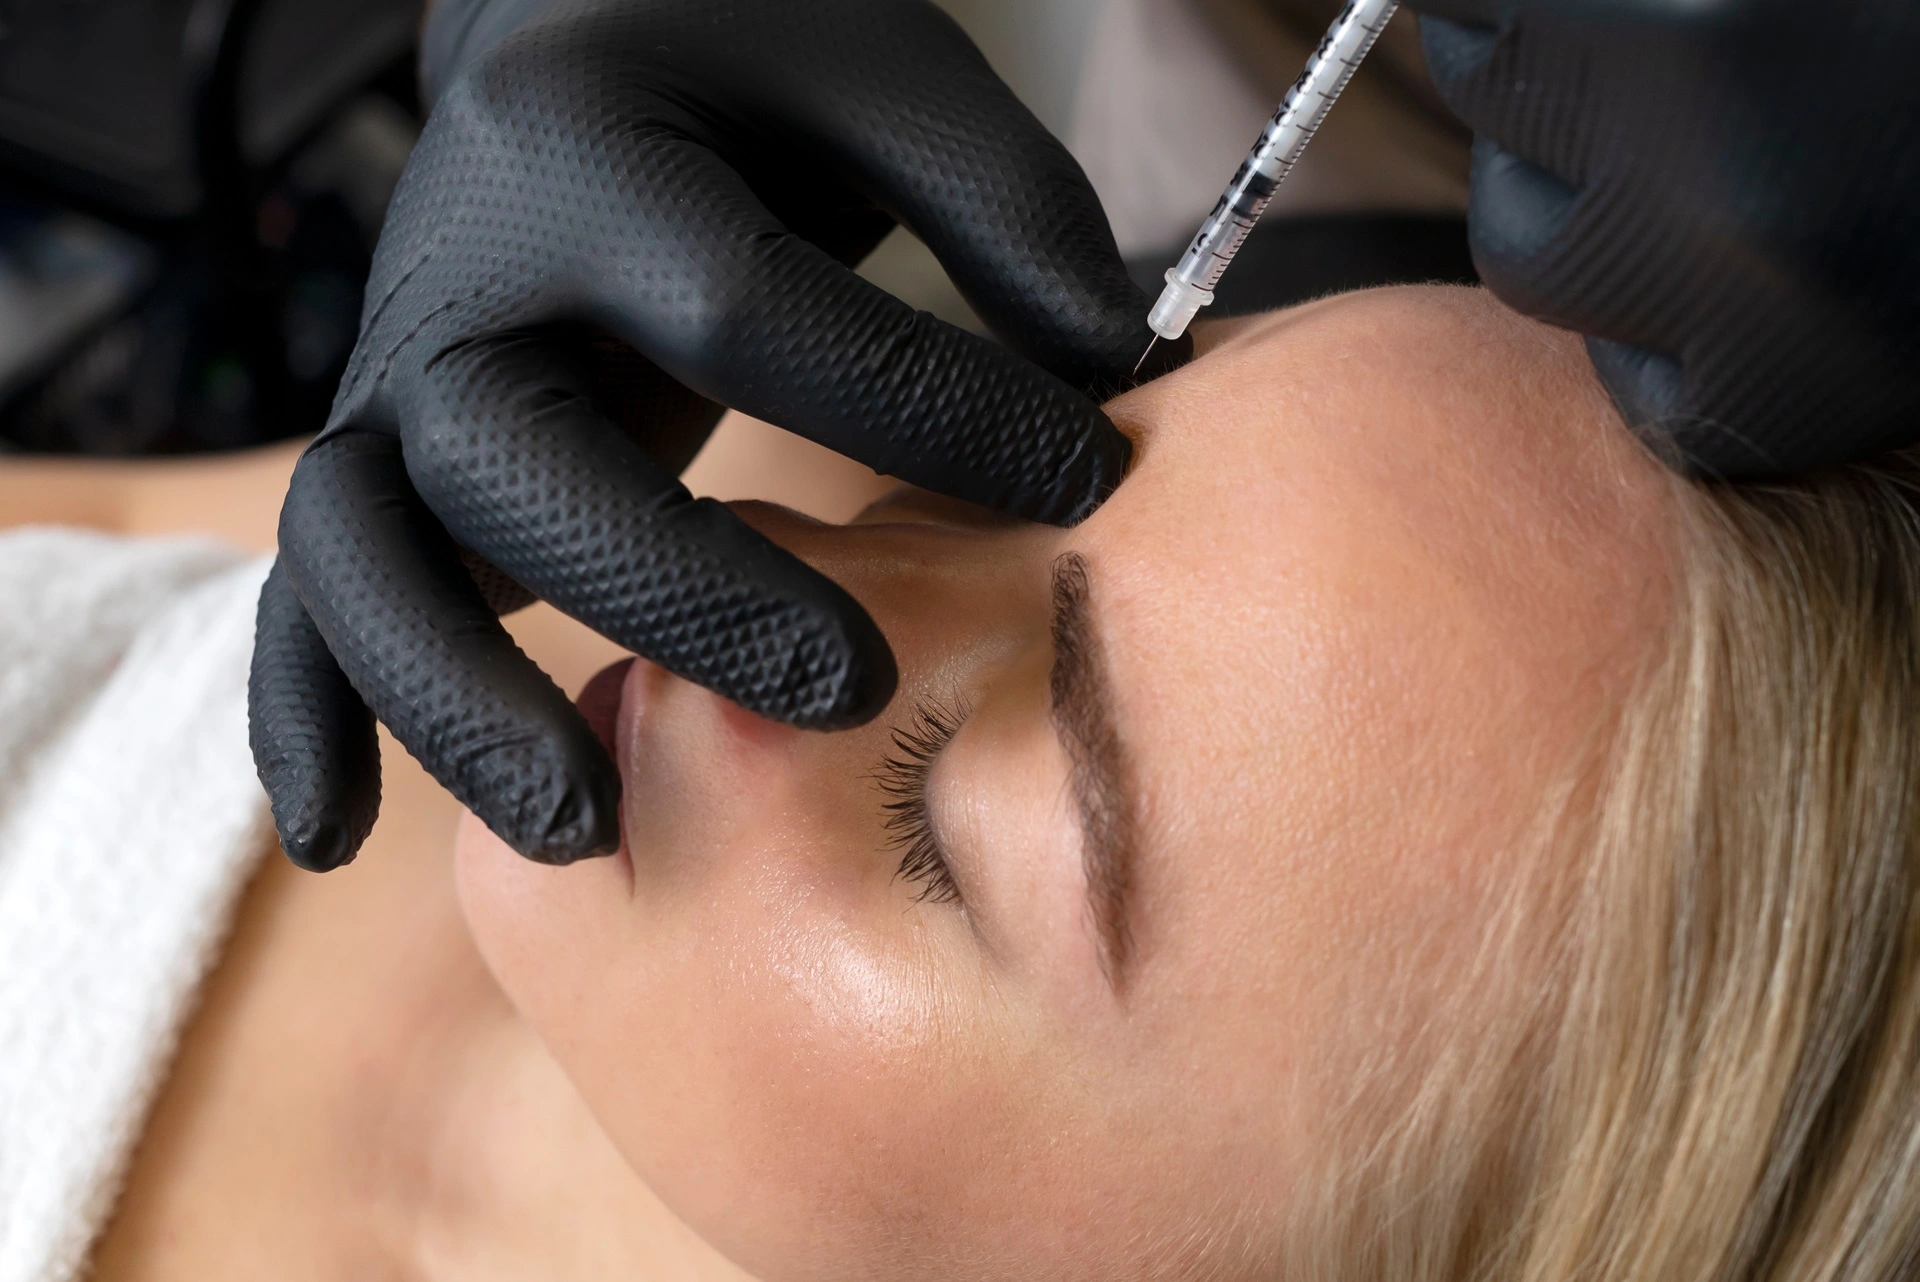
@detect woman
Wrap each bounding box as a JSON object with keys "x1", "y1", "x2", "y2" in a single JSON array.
[{"x1": 3, "y1": 286, "x2": 1915, "y2": 1280}]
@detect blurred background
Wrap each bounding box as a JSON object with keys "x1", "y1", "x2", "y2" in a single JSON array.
[
  {"x1": 0, "y1": 0, "x2": 1468, "y2": 458},
  {"x1": 0, "y1": 0, "x2": 426, "y2": 455}
]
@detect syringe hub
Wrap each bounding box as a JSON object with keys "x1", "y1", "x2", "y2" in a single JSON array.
[{"x1": 1148, "y1": 271, "x2": 1215, "y2": 341}]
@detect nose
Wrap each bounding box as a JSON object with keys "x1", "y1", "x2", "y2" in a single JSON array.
[
  {"x1": 610, "y1": 499, "x2": 1056, "y2": 901},
  {"x1": 725, "y1": 497, "x2": 1058, "y2": 712}
]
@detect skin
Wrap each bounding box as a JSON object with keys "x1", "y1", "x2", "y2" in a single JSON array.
[
  {"x1": 458, "y1": 286, "x2": 1680, "y2": 1280},
  {"x1": 0, "y1": 285, "x2": 1674, "y2": 1279}
]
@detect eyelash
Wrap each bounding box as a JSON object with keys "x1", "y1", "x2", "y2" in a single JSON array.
[{"x1": 873, "y1": 698, "x2": 969, "y2": 905}]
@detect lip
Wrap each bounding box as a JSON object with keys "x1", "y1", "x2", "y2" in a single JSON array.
[
  {"x1": 605, "y1": 645, "x2": 809, "y2": 876},
  {"x1": 614, "y1": 656, "x2": 679, "y2": 893},
  {"x1": 576, "y1": 657, "x2": 634, "y2": 759},
  {"x1": 574, "y1": 656, "x2": 644, "y2": 888}
]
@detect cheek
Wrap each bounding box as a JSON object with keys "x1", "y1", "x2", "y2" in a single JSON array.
[
  {"x1": 454, "y1": 810, "x2": 1054, "y2": 1279},
  {"x1": 455, "y1": 809, "x2": 627, "y2": 1022}
]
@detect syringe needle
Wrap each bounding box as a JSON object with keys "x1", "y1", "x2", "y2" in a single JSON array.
[{"x1": 1131, "y1": 335, "x2": 1161, "y2": 383}]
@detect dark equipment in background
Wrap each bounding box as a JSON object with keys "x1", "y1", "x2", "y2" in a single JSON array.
[{"x1": 0, "y1": 0, "x2": 423, "y2": 455}]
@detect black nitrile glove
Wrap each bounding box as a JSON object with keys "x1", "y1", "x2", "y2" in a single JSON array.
[
  {"x1": 250, "y1": 0, "x2": 1185, "y2": 872},
  {"x1": 1407, "y1": 0, "x2": 1919, "y2": 477}
]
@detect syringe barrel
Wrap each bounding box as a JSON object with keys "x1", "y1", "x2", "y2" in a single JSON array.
[{"x1": 1165, "y1": 0, "x2": 1401, "y2": 300}]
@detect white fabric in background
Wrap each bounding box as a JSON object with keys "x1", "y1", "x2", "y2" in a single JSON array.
[
  {"x1": 1069, "y1": 0, "x2": 1470, "y2": 256},
  {"x1": 0, "y1": 529, "x2": 274, "y2": 1282}
]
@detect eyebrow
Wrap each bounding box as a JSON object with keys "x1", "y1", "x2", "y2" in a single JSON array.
[{"x1": 1048, "y1": 552, "x2": 1140, "y2": 988}]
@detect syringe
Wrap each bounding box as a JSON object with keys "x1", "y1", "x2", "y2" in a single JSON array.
[{"x1": 1138, "y1": 0, "x2": 1402, "y2": 373}]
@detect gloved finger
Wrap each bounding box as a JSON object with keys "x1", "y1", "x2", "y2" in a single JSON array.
[
  {"x1": 1417, "y1": 13, "x2": 1501, "y2": 92},
  {"x1": 277, "y1": 431, "x2": 620, "y2": 863},
  {"x1": 1461, "y1": 136, "x2": 1583, "y2": 301},
  {"x1": 248, "y1": 560, "x2": 380, "y2": 872},
  {"x1": 458, "y1": 547, "x2": 538, "y2": 616},
  {"x1": 404, "y1": 331, "x2": 896, "y2": 729},
  {"x1": 559, "y1": 135, "x2": 1134, "y2": 526},
  {"x1": 795, "y1": 1, "x2": 1188, "y2": 392},
  {"x1": 575, "y1": 329, "x2": 728, "y2": 474},
  {"x1": 1419, "y1": 16, "x2": 1596, "y2": 180}
]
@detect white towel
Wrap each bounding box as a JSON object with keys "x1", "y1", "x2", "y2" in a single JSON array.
[{"x1": 0, "y1": 528, "x2": 275, "y2": 1282}]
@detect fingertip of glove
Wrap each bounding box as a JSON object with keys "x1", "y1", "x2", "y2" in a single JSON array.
[
  {"x1": 511, "y1": 767, "x2": 624, "y2": 865},
  {"x1": 792, "y1": 626, "x2": 900, "y2": 731},
  {"x1": 277, "y1": 818, "x2": 359, "y2": 874},
  {"x1": 724, "y1": 605, "x2": 898, "y2": 732},
  {"x1": 1045, "y1": 423, "x2": 1134, "y2": 529},
  {"x1": 1585, "y1": 336, "x2": 1709, "y2": 474},
  {"x1": 261, "y1": 768, "x2": 379, "y2": 870},
  {"x1": 843, "y1": 641, "x2": 901, "y2": 726}
]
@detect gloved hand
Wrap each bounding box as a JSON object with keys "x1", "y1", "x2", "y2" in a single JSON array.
[
  {"x1": 1407, "y1": 0, "x2": 1920, "y2": 477},
  {"x1": 250, "y1": 0, "x2": 1184, "y2": 872}
]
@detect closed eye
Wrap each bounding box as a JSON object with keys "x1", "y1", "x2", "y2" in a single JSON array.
[{"x1": 872, "y1": 698, "x2": 969, "y2": 905}]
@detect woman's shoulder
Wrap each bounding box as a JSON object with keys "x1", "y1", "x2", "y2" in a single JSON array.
[
  {"x1": 0, "y1": 525, "x2": 273, "y2": 1282},
  {"x1": 0, "y1": 436, "x2": 302, "y2": 551}
]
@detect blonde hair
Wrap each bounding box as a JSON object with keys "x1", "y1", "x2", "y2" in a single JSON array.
[{"x1": 1280, "y1": 448, "x2": 1920, "y2": 1281}]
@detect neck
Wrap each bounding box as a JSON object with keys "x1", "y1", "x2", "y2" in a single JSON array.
[
  {"x1": 92, "y1": 805, "x2": 748, "y2": 1281},
  {"x1": 337, "y1": 882, "x2": 751, "y2": 1281},
  {"x1": 389, "y1": 1003, "x2": 733, "y2": 1280}
]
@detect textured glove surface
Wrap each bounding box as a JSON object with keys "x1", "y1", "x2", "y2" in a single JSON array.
[
  {"x1": 253, "y1": 0, "x2": 1183, "y2": 870},
  {"x1": 1409, "y1": 0, "x2": 1920, "y2": 477}
]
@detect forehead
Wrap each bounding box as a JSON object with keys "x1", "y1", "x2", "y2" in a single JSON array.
[{"x1": 1076, "y1": 287, "x2": 1678, "y2": 1012}]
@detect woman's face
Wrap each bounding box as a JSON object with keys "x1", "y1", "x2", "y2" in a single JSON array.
[{"x1": 457, "y1": 287, "x2": 1678, "y2": 1280}]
